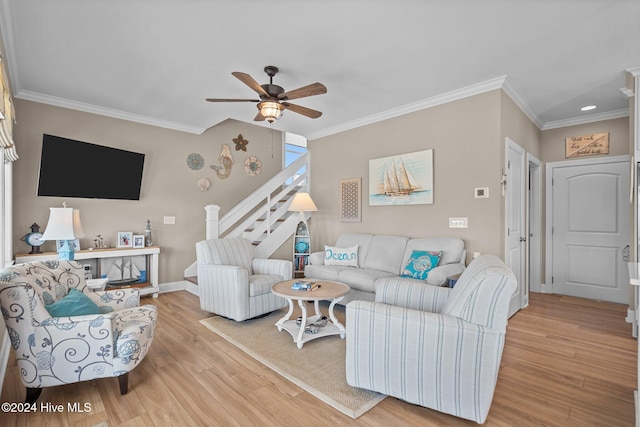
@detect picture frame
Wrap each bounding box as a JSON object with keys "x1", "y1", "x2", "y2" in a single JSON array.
[
  {"x1": 57, "y1": 239, "x2": 80, "y2": 251},
  {"x1": 117, "y1": 232, "x2": 133, "y2": 248},
  {"x1": 132, "y1": 234, "x2": 145, "y2": 248},
  {"x1": 369, "y1": 149, "x2": 434, "y2": 206},
  {"x1": 340, "y1": 177, "x2": 362, "y2": 222}
]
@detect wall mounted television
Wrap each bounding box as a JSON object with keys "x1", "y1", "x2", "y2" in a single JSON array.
[{"x1": 37, "y1": 134, "x2": 145, "y2": 200}]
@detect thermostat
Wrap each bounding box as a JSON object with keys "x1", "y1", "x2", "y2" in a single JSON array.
[{"x1": 474, "y1": 187, "x2": 489, "y2": 199}]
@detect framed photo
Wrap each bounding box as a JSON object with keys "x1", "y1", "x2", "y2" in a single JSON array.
[
  {"x1": 117, "y1": 232, "x2": 133, "y2": 248},
  {"x1": 57, "y1": 239, "x2": 80, "y2": 251},
  {"x1": 132, "y1": 234, "x2": 145, "y2": 248}
]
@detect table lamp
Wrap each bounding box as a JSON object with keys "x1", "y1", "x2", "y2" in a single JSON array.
[
  {"x1": 41, "y1": 204, "x2": 85, "y2": 260},
  {"x1": 287, "y1": 192, "x2": 318, "y2": 220}
]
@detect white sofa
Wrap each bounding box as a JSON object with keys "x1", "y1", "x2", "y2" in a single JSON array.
[{"x1": 304, "y1": 233, "x2": 466, "y2": 304}]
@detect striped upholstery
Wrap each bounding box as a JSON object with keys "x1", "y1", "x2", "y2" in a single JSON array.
[
  {"x1": 346, "y1": 254, "x2": 516, "y2": 424},
  {"x1": 196, "y1": 238, "x2": 291, "y2": 321}
]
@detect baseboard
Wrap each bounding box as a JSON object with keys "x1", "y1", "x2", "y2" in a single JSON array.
[
  {"x1": 540, "y1": 282, "x2": 551, "y2": 293},
  {"x1": 0, "y1": 334, "x2": 10, "y2": 396}
]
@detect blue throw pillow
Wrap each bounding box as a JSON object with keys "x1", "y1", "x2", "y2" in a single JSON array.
[
  {"x1": 401, "y1": 250, "x2": 441, "y2": 280},
  {"x1": 45, "y1": 288, "x2": 101, "y2": 317}
]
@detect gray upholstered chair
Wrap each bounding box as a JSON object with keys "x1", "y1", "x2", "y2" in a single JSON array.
[
  {"x1": 345, "y1": 254, "x2": 517, "y2": 424},
  {"x1": 195, "y1": 238, "x2": 291, "y2": 321},
  {"x1": 0, "y1": 260, "x2": 157, "y2": 403}
]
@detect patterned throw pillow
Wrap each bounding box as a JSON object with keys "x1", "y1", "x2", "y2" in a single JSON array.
[
  {"x1": 401, "y1": 250, "x2": 441, "y2": 280},
  {"x1": 325, "y1": 245, "x2": 359, "y2": 267}
]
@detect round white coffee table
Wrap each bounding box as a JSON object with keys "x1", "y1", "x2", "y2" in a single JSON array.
[{"x1": 272, "y1": 280, "x2": 349, "y2": 349}]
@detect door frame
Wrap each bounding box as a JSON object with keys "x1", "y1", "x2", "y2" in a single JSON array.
[
  {"x1": 504, "y1": 138, "x2": 527, "y2": 316},
  {"x1": 544, "y1": 155, "x2": 630, "y2": 294},
  {"x1": 527, "y1": 153, "x2": 542, "y2": 300}
]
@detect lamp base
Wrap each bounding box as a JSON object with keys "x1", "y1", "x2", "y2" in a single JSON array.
[{"x1": 57, "y1": 240, "x2": 75, "y2": 261}]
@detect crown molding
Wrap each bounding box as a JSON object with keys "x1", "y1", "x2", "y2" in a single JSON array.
[
  {"x1": 628, "y1": 67, "x2": 640, "y2": 78},
  {"x1": 16, "y1": 90, "x2": 205, "y2": 134},
  {"x1": 541, "y1": 108, "x2": 629, "y2": 130},
  {"x1": 501, "y1": 76, "x2": 545, "y2": 129},
  {"x1": 307, "y1": 76, "x2": 509, "y2": 141}
]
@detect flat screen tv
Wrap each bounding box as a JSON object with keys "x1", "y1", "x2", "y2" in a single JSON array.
[{"x1": 37, "y1": 134, "x2": 145, "y2": 200}]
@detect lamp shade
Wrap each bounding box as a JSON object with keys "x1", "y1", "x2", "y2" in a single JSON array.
[
  {"x1": 288, "y1": 192, "x2": 318, "y2": 212},
  {"x1": 41, "y1": 207, "x2": 85, "y2": 240},
  {"x1": 258, "y1": 101, "x2": 284, "y2": 123}
]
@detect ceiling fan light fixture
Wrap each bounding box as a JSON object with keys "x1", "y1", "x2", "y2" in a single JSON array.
[{"x1": 258, "y1": 101, "x2": 284, "y2": 123}]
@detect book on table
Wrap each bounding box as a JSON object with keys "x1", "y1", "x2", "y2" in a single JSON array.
[{"x1": 291, "y1": 280, "x2": 319, "y2": 291}]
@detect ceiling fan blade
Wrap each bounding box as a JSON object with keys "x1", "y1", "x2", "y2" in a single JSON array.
[
  {"x1": 278, "y1": 82, "x2": 327, "y2": 101},
  {"x1": 205, "y1": 98, "x2": 260, "y2": 102},
  {"x1": 281, "y1": 102, "x2": 323, "y2": 119},
  {"x1": 254, "y1": 112, "x2": 266, "y2": 121},
  {"x1": 232, "y1": 71, "x2": 269, "y2": 97}
]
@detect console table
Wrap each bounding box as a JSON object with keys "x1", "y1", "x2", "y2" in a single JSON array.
[{"x1": 15, "y1": 246, "x2": 160, "y2": 298}]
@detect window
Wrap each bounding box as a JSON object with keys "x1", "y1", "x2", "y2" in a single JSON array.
[{"x1": 284, "y1": 132, "x2": 307, "y2": 185}]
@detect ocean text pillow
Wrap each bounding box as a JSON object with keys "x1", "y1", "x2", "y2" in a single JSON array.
[
  {"x1": 45, "y1": 288, "x2": 101, "y2": 317},
  {"x1": 325, "y1": 245, "x2": 359, "y2": 267},
  {"x1": 401, "y1": 250, "x2": 441, "y2": 280}
]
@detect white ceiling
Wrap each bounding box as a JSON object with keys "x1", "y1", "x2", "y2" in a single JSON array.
[{"x1": 1, "y1": 0, "x2": 639, "y2": 140}]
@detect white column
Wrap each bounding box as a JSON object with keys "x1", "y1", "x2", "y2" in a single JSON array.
[{"x1": 204, "y1": 205, "x2": 221, "y2": 240}]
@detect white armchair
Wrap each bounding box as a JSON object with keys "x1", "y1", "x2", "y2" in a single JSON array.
[
  {"x1": 345, "y1": 254, "x2": 517, "y2": 424},
  {"x1": 196, "y1": 238, "x2": 292, "y2": 321},
  {"x1": 0, "y1": 260, "x2": 157, "y2": 403}
]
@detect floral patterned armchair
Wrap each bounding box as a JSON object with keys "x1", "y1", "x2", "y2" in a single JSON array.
[{"x1": 0, "y1": 260, "x2": 157, "y2": 403}]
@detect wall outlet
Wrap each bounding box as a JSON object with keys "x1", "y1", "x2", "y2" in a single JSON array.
[
  {"x1": 164, "y1": 216, "x2": 176, "y2": 225},
  {"x1": 449, "y1": 217, "x2": 468, "y2": 228}
]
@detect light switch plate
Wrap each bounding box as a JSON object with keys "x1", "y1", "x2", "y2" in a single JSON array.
[
  {"x1": 449, "y1": 217, "x2": 468, "y2": 228},
  {"x1": 164, "y1": 216, "x2": 176, "y2": 225}
]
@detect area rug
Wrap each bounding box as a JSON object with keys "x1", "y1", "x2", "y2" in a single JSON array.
[{"x1": 199, "y1": 305, "x2": 386, "y2": 419}]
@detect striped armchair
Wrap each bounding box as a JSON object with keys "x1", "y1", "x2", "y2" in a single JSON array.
[
  {"x1": 345, "y1": 254, "x2": 517, "y2": 424},
  {"x1": 196, "y1": 238, "x2": 292, "y2": 321}
]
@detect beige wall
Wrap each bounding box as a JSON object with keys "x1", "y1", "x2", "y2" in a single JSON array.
[
  {"x1": 540, "y1": 117, "x2": 630, "y2": 163},
  {"x1": 308, "y1": 90, "x2": 507, "y2": 263},
  {"x1": 12, "y1": 99, "x2": 284, "y2": 283}
]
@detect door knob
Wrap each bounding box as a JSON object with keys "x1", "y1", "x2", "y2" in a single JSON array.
[{"x1": 520, "y1": 237, "x2": 527, "y2": 242}]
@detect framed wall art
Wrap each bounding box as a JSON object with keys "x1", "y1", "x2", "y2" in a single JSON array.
[
  {"x1": 369, "y1": 149, "x2": 433, "y2": 206},
  {"x1": 340, "y1": 177, "x2": 361, "y2": 222}
]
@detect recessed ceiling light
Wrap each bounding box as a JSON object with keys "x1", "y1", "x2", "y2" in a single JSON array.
[{"x1": 580, "y1": 105, "x2": 597, "y2": 111}]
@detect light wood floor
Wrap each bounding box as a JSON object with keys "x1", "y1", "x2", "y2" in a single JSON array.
[{"x1": 0, "y1": 291, "x2": 636, "y2": 426}]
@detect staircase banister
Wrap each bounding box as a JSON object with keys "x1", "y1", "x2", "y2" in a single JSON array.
[{"x1": 219, "y1": 152, "x2": 309, "y2": 234}]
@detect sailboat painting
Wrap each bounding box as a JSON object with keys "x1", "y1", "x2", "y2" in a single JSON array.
[{"x1": 369, "y1": 149, "x2": 433, "y2": 206}]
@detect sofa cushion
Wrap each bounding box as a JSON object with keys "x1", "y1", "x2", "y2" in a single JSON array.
[
  {"x1": 335, "y1": 233, "x2": 373, "y2": 267},
  {"x1": 362, "y1": 235, "x2": 409, "y2": 274},
  {"x1": 401, "y1": 250, "x2": 441, "y2": 280},
  {"x1": 325, "y1": 245, "x2": 359, "y2": 267},
  {"x1": 402, "y1": 237, "x2": 465, "y2": 268},
  {"x1": 338, "y1": 268, "x2": 397, "y2": 293},
  {"x1": 304, "y1": 264, "x2": 352, "y2": 282}
]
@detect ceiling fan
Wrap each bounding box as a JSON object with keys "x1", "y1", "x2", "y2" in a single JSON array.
[{"x1": 206, "y1": 65, "x2": 327, "y2": 123}]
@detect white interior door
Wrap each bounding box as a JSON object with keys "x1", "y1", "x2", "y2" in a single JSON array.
[
  {"x1": 505, "y1": 138, "x2": 526, "y2": 317},
  {"x1": 548, "y1": 157, "x2": 630, "y2": 304}
]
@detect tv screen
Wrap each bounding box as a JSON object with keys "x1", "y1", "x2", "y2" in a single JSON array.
[{"x1": 37, "y1": 134, "x2": 145, "y2": 200}]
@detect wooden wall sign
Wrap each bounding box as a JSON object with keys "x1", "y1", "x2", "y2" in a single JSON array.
[{"x1": 565, "y1": 132, "x2": 609, "y2": 158}]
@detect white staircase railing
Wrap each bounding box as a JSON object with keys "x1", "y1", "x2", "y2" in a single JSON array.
[{"x1": 184, "y1": 152, "x2": 310, "y2": 278}]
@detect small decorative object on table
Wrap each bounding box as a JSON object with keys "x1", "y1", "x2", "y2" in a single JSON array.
[{"x1": 145, "y1": 219, "x2": 153, "y2": 246}]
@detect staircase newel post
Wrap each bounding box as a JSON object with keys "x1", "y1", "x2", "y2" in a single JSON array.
[{"x1": 205, "y1": 205, "x2": 221, "y2": 239}]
